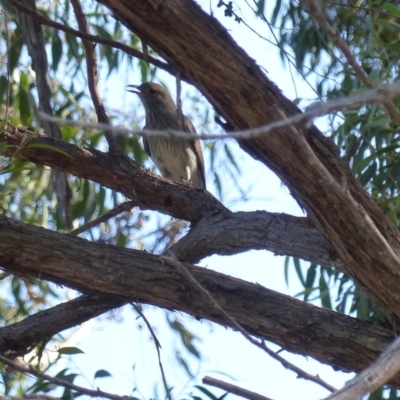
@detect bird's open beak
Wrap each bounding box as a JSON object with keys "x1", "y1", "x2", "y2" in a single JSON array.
[{"x1": 126, "y1": 84, "x2": 141, "y2": 94}]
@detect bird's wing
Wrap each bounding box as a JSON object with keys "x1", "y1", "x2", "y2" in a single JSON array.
[
  {"x1": 142, "y1": 124, "x2": 151, "y2": 157},
  {"x1": 183, "y1": 115, "x2": 206, "y2": 189}
]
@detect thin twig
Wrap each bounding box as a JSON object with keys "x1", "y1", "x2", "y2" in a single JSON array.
[
  {"x1": 70, "y1": 0, "x2": 120, "y2": 154},
  {"x1": 0, "y1": 354, "x2": 139, "y2": 400},
  {"x1": 132, "y1": 305, "x2": 172, "y2": 400},
  {"x1": 70, "y1": 200, "x2": 136, "y2": 236},
  {"x1": 203, "y1": 376, "x2": 274, "y2": 400},
  {"x1": 39, "y1": 80, "x2": 400, "y2": 141},
  {"x1": 6, "y1": 0, "x2": 180, "y2": 80},
  {"x1": 303, "y1": 0, "x2": 400, "y2": 125},
  {"x1": 323, "y1": 335, "x2": 400, "y2": 400},
  {"x1": 163, "y1": 254, "x2": 336, "y2": 393}
]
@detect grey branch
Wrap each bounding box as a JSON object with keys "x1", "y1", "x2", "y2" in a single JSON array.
[
  {"x1": 0, "y1": 215, "x2": 397, "y2": 384},
  {"x1": 39, "y1": 80, "x2": 400, "y2": 140},
  {"x1": 325, "y1": 335, "x2": 400, "y2": 400},
  {"x1": 203, "y1": 376, "x2": 274, "y2": 400}
]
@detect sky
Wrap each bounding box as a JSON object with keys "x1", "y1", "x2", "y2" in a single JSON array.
[{"x1": 45, "y1": 1, "x2": 359, "y2": 400}]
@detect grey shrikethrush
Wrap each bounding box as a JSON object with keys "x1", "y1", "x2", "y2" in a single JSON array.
[{"x1": 127, "y1": 82, "x2": 206, "y2": 190}]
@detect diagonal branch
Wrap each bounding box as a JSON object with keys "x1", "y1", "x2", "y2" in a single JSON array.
[
  {"x1": 70, "y1": 0, "x2": 120, "y2": 154},
  {"x1": 6, "y1": 0, "x2": 180, "y2": 80},
  {"x1": 95, "y1": 0, "x2": 400, "y2": 326}
]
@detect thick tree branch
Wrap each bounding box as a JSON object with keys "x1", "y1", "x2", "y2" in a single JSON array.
[
  {"x1": 168, "y1": 211, "x2": 343, "y2": 268},
  {"x1": 1, "y1": 124, "x2": 226, "y2": 222},
  {"x1": 0, "y1": 125, "x2": 343, "y2": 268},
  {"x1": 0, "y1": 215, "x2": 398, "y2": 383},
  {"x1": 95, "y1": 0, "x2": 400, "y2": 324},
  {"x1": 0, "y1": 295, "x2": 125, "y2": 357}
]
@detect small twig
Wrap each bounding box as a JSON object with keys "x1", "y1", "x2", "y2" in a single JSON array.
[
  {"x1": 203, "y1": 376, "x2": 274, "y2": 400},
  {"x1": 163, "y1": 254, "x2": 336, "y2": 393},
  {"x1": 0, "y1": 354, "x2": 139, "y2": 400},
  {"x1": 39, "y1": 79, "x2": 400, "y2": 141},
  {"x1": 70, "y1": 0, "x2": 120, "y2": 154},
  {"x1": 132, "y1": 305, "x2": 172, "y2": 400},
  {"x1": 303, "y1": 0, "x2": 400, "y2": 125},
  {"x1": 69, "y1": 200, "x2": 136, "y2": 236},
  {"x1": 6, "y1": 0, "x2": 180, "y2": 80},
  {"x1": 324, "y1": 334, "x2": 400, "y2": 400}
]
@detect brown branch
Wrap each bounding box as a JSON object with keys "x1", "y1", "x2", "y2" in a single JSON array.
[
  {"x1": 95, "y1": 0, "x2": 400, "y2": 330},
  {"x1": 325, "y1": 335, "x2": 400, "y2": 400},
  {"x1": 302, "y1": 0, "x2": 400, "y2": 125},
  {"x1": 168, "y1": 211, "x2": 344, "y2": 267},
  {"x1": 202, "y1": 376, "x2": 274, "y2": 400},
  {"x1": 0, "y1": 214, "x2": 397, "y2": 382},
  {"x1": 0, "y1": 295, "x2": 125, "y2": 357},
  {"x1": 70, "y1": 0, "x2": 120, "y2": 154},
  {"x1": 70, "y1": 200, "x2": 136, "y2": 236},
  {"x1": 167, "y1": 254, "x2": 336, "y2": 393},
  {"x1": 0, "y1": 354, "x2": 140, "y2": 400},
  {"x1": 6, "y1": 0, "x2": 181, "y2": 80},
  {"x1": 1, "y1": 124, "x2": 346, "y2": 268},
  {"x1": 1, "y1": 124, "x2": 228, "y2": 222}
]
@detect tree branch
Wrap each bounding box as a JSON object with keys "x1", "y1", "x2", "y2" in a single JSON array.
[
  {"x1": 0, "y1": 295, "x2": 125, "y2": 357},
  {"x1": 0, "y1": 125, "x2": 343, "y2": 268},
  {"x1": 95, "y1": 0, "x2": 400, "y2": 325},
  {"x1": 6, "y1": 0, "x2": 180, "y2": 80},
  {"x1": 0, "y1": 355, "x2": 139, "y2": 400},
  {"x1": 70, "y1": 0, "x2": 120, "y2": 154},
  {"x1": 203, "y1": 376, "x2": 274, "y2": 400},
  {"x1": 0, "y1": 214, "x2": 398, "y2": 383},
  {"x1": 325, "y1": 335, "x2": 400, "y2": 399}
]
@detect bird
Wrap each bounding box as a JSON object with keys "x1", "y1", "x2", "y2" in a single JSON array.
[{"x1": 127, "y1": 82, "x2": 206, "y2": 190}]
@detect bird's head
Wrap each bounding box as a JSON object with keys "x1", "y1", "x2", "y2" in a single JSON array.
[{"x1": 127, "y1": 82, "x2": 176, "y2": 113}]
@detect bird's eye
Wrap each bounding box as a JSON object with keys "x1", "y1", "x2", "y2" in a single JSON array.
[{"x1": 149, "y1": 89, "x2": 156, "y2": 95}]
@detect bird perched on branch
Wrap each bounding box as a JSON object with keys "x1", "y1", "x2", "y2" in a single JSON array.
[{"x1": 127, "y1": 82, "x2": 206, "y2": 190}]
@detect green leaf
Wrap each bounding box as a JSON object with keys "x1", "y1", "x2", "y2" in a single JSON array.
[
  {"x1": 382, "y1": 2, "x2": 400, "y2": 18},
  {"x1": 94, "y1": 369, "x2": 112, "y2": 379},
  {"x1": 319, "y1": 269, "x2": 332, "y2": 309},
  {"x1": 58, "y1": 346, "x2": 84, "y2": 355},
  {"x1": 52, "y1": 31, "x2": 63, "y2": 71},
  {"x1": 18, "y1": 72, "x2": 31, "y2": 126},
  {"x1": 293, "y1": 257, "x2": 305, "y2": 287}
]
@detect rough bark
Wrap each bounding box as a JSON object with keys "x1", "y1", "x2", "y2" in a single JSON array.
[
  {"x1": 94, "y1": 0, "x2": 400, "y2": 323},
  {"x1": 0, "y1": 215, "x2": 398, "y2": 384},
  {"x1": 0, "y1": 295, "x2": 124, "y2": 357},
  {"x1": 0, "y1": 125, "x2": 342, "y2": 268}
]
